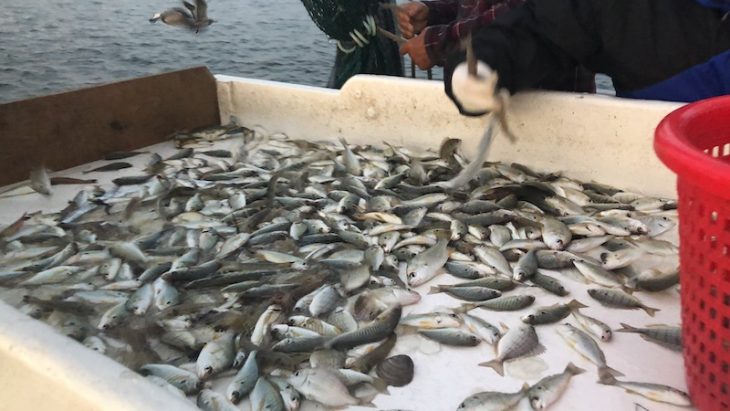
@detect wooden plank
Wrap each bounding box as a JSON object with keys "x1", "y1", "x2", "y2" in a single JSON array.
[{"x1": 0, "y1": 66, "x2": 219, "y2": 187}]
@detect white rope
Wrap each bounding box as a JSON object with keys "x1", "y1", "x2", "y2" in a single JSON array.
[
  {"x1": 338, "y1": 15, "x2": 377, "y2": 52},
  {"x1": 336, "y1": 40, "x2": 357, "y2": 54},
  {"x1": 351, "y1": 28, "x2": 369, "y2": 46}
]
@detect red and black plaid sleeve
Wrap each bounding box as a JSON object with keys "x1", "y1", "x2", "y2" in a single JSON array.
[
  {"x1": 423, "y1": 0, "x2": 524, "y2": 65},
  {"x1": 422, "y1": 0, "x2": 460, "y2": 25}
]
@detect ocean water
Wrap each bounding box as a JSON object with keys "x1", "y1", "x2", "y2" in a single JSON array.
[{"x1": 0, "y1": 0, "x2": 612, "y2": 104}]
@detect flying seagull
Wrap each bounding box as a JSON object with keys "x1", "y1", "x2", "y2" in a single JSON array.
[{"x1": 150, "y1": 0, "x2": 214, "y2": 33}]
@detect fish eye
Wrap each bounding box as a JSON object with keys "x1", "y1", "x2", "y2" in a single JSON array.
[
  {"x1": 407, "y1": 273, "x2": 415, "y2": 279},
  {"x1": 449, "y1": 313, "x2": 458, "y2": 318}
]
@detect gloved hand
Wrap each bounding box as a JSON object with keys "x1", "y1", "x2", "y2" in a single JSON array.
[{"x1": 450, "y1": 60, "x2": 500, "y2": 116}]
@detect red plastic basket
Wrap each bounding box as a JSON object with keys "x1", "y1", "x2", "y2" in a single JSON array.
[{"x1": 655, "y1": 95, "x2": 730, "y2": 411}]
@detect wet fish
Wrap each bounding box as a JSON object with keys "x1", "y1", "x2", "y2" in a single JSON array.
[
  {"x1": 616, "y1": 323, "x2": 681, "y2": 351},
  {"x1": 572, "y1": 310, "x2": 612, "y2": 342},
  {"x1": 456, "y1": 384, "x2": 530, "y2": 411},
  {"x1": 463, "y1": 295, "x2": 535, "y2": 312},
  {"x1": 480, "y1": 323, "x2": 543, "y2": 376},
  {"x1": 418, "y1": 328, "x2": 481, "y2": 346},
  {"x1": 556, "y1": 323, "x2": 622, "y2": 381},
  {"x1": 197, "y1": 332, "x2": 235, "y2": 380},
  {"x1": 521, "y1": 300, "x2": 587, "y2": 325},
  {"x1": 528, "y1": 362, "x2": 585, "y2": 410},
  {"x1": 288, "y1": 367, "x2": 359, "y2": 407},
  {"x1": 428, "y1": 285, "x2": 502, "y2": 302},
  {"x1": 406, "y1": 238, "x2": 449, "y2": 286},
  {"x1": 598, "y1": 374, "x2": 692, "y2": 407},
  {"x1": 587, "y1": 289, "x2": 660, "y2": 317},
  {"x1": 325, "y1": 306, "x2": 401, "y2": 350},
  {"x1": 227, "y1": 350, "x2": 259, "y2": 403}
]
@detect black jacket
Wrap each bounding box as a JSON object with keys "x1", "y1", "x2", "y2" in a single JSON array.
[{"x1": 445, "y1": 0, "x2": 730, "y2": 115}]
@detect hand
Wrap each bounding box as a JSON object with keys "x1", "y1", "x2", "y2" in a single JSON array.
[
  {"x1": 451, "y1": 61, "x2": 499, "y2": 115},
  {"x1": 396, "y1": 2, "x2": 428, "y2": 38},
  {"x1": 400, "y1": 33, "x2": 434, "y2": 70}
]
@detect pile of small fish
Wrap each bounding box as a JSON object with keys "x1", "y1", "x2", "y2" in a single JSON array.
[{"x1": 0, "y1": 125, "x2": 690, "y2": 410}]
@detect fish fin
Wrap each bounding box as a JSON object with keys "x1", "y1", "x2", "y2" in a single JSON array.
[
  {"x1": 358, "y1": 402, "x2": 377, "y2": 408},
  {"x1": 478, "y1": 359, "x2": 504, "y2": 376},
  {"x1": 598, "y1": 365, "x2": 624, "y2": 383},
  {"x1": 371, "y1": 377, "x2": 390, "y2": 394},
  {"x1": 621, "y1": 285, "x2": 635, "y2": 294},
  {"x1": 568, "y1": 299, "x2": 588, "y2": 310},
  {"x1": 427, "y1": 286, "x2": 443, "y2": 295},
  {"x1": 499, "y1": 322, "x2": 509, "y2": 332},
  {"x1": 598, "y1": 369, "x2": 618, "y2": 385},
  {"x1": 565, "y1": 362, "x2": 586, "y2": 375},
  {"x1": 520, "y1": 382, "x2": 531, "y2": 393},
  {"x1": 524, "y1": 343, "x2": 546, "y2": 358},
  {"x1": 616, "y1": 323, "x2": 639, "y2": 333},
  {"x1": 642, "y1": 305, "x2": 660, "y2": 317},
  {"x1": 455, "y1": 303, "x2": 477, "y2": 314}
]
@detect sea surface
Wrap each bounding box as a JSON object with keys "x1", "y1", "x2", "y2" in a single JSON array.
[{"x1": 0, "y1": 0, "x2": 612, "y2": 103}]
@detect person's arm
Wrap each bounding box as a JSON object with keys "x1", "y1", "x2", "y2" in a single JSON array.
[
  {"x1": 422, "y1": 0, "x2": 460, "y2": 25},
  {"x1": 444, "y1": 0, "x2": 600, "y2": 116},
  {"x1": 423, "y1": 0, "x2": 522, "y2": 66}
]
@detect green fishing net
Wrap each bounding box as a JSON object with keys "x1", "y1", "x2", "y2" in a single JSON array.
[{"x1": 300, "y1": 0, "x2": 403, "y2": 88}]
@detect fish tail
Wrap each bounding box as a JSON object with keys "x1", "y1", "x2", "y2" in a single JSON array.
[
  {"x1": 568, "y1": 299, "x2": 588, "y2": 310},
  {"x1": 478, "y1": 359, "x2": 504, "y2": 376},
  {"x1": 642, "y1": 305, "x2": 660, "y2": 317},
  {"x1": 565, "y1": 362, "x2": 586, "y2": 376},
  {"x1": 455, "y1": 303, "x2": 476, "y2": 314},
  {"x1": 371, "y1": 377, "x2": 390, "y2": 394},
  {"x1": 616, "y1": 322, "x2": 639, "y2": 333},
  {"x1": 598, "y1": 368, "x2": 618, "y2": 385},
  {"x1": 427, "y1": 286, "x2": 443, "y2": 295},
  {"x1": 598, "y1": 365, "x2": 624, "y2": 383}
]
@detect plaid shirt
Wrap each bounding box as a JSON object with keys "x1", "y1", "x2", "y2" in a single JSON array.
[
  {"x1": 422, "y1": 0, "x2": 596, "y2": 93},
  {"x1": 422, "y1": 0, "x2": 524, "y2": 65}
]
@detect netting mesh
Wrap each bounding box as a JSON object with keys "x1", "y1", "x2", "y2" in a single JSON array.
[{"x1": 300, "y1": 0, "x2": 403, "y2": 88}]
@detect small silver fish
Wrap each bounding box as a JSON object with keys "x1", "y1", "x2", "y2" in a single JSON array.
[
  {"x1": 556, "y1": 323, "x2": 622, "y2": 381},
  {"x1": 598, "y1": 374, "x2": 691, "y2": 407},
  {"x1": 406, "y1": 238, "x2": 449, "y2": 287},
  {"x1": 616, "y1": 323, "x2": 681, "y2": 351},
  {"x1": 587, "y1": 288, "x2": 660, "y2": 317},
  {"x1": 528, "y1": 362, "x2": 585, "y2": 410},
  {"x1": 457, "y1": 384, "x2": 530, "y2": 411},
  {"x1": 196, "y1": 331, "x2": 235, "y2": 380},
  {"x1": 480, "y1": 323, "x2": 543, "y2": 376}
]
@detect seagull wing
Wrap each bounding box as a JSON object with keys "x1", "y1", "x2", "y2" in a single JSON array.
[
  {"x1": 195, "y1": 0, "x2": 208, "y2": 21},
  {"x1": 182, "y1": 1, "x2": 197, "y2": 19}
]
